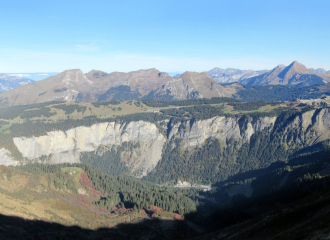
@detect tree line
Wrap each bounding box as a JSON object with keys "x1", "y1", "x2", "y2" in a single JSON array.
[{"x1": 142, "y1": 97, "x2": 241, "y2": 108}]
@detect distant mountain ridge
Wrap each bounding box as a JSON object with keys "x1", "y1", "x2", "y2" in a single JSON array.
[
  {"x1": 207, "y1": 61, "x2": 330, "y2": 87},
  {"x1": 240, "y1": 61, "x2": 330, "y2": 86},
  {"x1": 207, "y1": 68, "x2": 268, "y2": 83},
  {"x1": 0, "y1": 68, "x2": 233, "y2": 108},
  {"x1": 309, "y1": 68, "x2": 330, "y2": 74},
  {"x1": 0, "y1": 61, "x2": 329, "y2": 108},
  {"x1": 6, "y1": 72, "x2": 59, "y2": 81},
  {"x1": 0, "y1": 73, "x2": 33, "y2": 92},
  {"x1": 85, "y1": 68, "x2": 231, "y2": 101}
]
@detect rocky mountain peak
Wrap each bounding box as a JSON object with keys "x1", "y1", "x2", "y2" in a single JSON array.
[
  {"x1": 133, "y1": 68, "x2": 161, "y2": 76},
  {"x1": 85, "y1": 70, "x2": 109, "y2": 80},
  {"x1": 289, "y1": 61, "x2": 311, "y2": 73},
  {"x1": 276, "y1": 64, "x2": 286, "y2": 68},
  {"x1": 277, "y1": 61, "x2": 313, "y2": 81},
  {"x1": 59, "y1": 69, "x2": 93, "y2": 85},
  {"x1": 181, "y1": 71, "x2": 202, "y2": 78},
  {"x1": 241, "y1": 61, "x2": 327, "y2": 86},
  {"x1": 200, "y1": 72, "x2": 211, "y2": 77}
]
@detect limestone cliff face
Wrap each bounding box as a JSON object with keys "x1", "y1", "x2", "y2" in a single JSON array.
[
  {"x1": 167, "y1": 109, "x2": 330, "y2": 151},
  {"x1": 3, "y1": 109, "x2": 330, "y2": 178},
  {"x1": 168, "y1": 116, "x2": 277, "y2": 147},
  {"x1": 282, "y1": 108, "x2": 330, "y2": 146},
  {"x1": 12, "y1": 121, "x2": 166, "y2": 177}
]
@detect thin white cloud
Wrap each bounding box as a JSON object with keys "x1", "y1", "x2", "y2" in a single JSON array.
[
  {"x1": 37, "y1": 73, "x2": 50, "y2": 75},
  {"x1": 8, "y1": 73, "x2": 31, "y2": 77}
]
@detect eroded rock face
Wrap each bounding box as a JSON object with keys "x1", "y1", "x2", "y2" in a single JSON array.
[
  {"x1": 12, "y1": 121, "x2": 166, "y2": 177},
  {"x1": 167, "y1": 109, "x2": 330, "y2": 150},
  {"x1": 3, "y1": 109, "x2": 330, "y2": 178},
  {"x1": 283, "y1": 108, "x2": 330, "y2": 146},
  {"x1": 0, "y1": 148, "x2": 19, "y2": 166},
  {"x1": 168, "y1": 116, "x2": 277, "y2": 147}
]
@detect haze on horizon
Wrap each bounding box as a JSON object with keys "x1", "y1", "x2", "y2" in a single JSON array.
[{"x1": 0, "y1": 0, "x2": 329, "y2": 73}]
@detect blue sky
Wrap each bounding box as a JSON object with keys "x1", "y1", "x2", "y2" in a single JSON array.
[{"x1": 0, "y1": 0, "x2": 329, "y2": 73}]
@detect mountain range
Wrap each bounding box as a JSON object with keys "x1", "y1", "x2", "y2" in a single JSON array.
[
  {"x1": 0, "y1": 61, "x2": 329, "y2": 108},
  {"x1": 0, "y1": 73, "x2": 33, "y2": 92},
  {"x1": 207, "y1": 68, "x2": 268, "y2": 83},
  {"x1": 208, "y1": 61, "x2": 330, "y2": 86},
  {"x1": 240, "y1": 61, "x2": 330, "y2": 86},
  {"x1": 0, "y1": 69, "x2": 233, "y2": 108},
  {"x1": 309, "y1": 68, "x2": 330, "y2": 74}
]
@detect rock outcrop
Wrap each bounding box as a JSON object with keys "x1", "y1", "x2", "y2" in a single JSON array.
[
  {"x1": 283, "y1": 108, "x2": 330, "y2": 146},
  {"x1": 168, "y1": 116, "x2": 276, "y2": 147},
  {"x1": 0, "y1": 148, "x2": 19, "y2": 166},
  {"x1": 12, "y1": 121, "x2": 166, "y2": 177}
]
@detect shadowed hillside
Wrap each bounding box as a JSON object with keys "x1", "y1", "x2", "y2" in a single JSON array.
[{"x1": 0, "y1": 214, "x2": 193, "y2": 240}]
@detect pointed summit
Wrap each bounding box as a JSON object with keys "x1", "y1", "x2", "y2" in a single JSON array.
[
  {"x1": 278, "y1": 61, "x2": 313, "y2": 82},
  {"x1": 290, "y1": 61, "x2": 310, "y2": 72},
  {"x1": 241, "y1": 61, "x2": 326, "y2": 86}
]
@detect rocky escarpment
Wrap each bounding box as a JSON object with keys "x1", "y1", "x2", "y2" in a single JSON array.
[
  {"x1": 12, "y1": 121, "x2": 166, "y2": 177},
  {"x1": 145, "y1": 108, "x2": 330, "y2": 184},
  {"x1": 167, "y1": 108, "x2": 330, "y2": 158},
  {"x1": 2, "y1": 108, "x2": 330, "y2": 182},
  {"x1": 181, "y1": 108, "x2": 330, "y2": 148},
  {"x1": 168, "y1": 116, "x2": 277, "y2": 147},
  {"x1": 282, "y1": 108, "x2": 330, "y2": 146}
]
